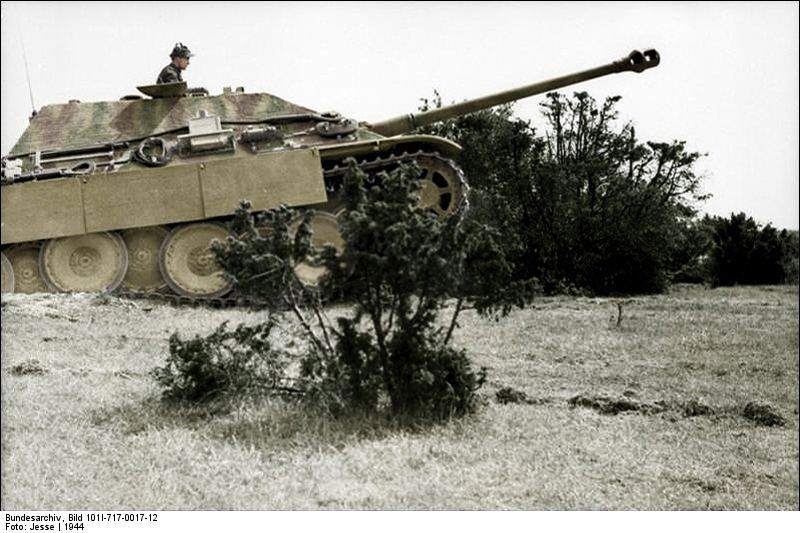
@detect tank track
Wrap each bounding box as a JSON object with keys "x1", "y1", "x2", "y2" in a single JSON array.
[
  {"x1": 111, "y1": 150, "x2": 468, "y2": 308},
  {"x1": 322, "y1": 149, "x2": 468, "y2": 194}
]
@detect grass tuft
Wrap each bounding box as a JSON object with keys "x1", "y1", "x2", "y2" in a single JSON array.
[
  {"x1": 742, "y1": 401, "x2": 786, "y2": 427},
  {"x1": 9, "y1": 359, "x2": 48, "y2": 376}
]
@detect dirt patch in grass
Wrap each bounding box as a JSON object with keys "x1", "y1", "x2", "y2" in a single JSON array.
[
  {"x1": 494, "y1": 386, "x2": 551, "y2": 405},
  {"x1": 566, "y1": 393, "x2": 666, "y2": 415},
  {"x1": 566, "y1": 393, "x2": 787, "y2": 427},
  {"x1": 495, "y1": 384, "x2": 788, "y2": 427}
]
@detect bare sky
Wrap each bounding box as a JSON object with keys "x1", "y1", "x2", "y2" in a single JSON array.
[{"x1": 2, "y1": 1, "x2": 798, "y2": 229}]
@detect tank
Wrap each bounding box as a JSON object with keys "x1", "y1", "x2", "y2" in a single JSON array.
[{"x1": 1, "y1": 48, "x2": 659, "y2": 300}]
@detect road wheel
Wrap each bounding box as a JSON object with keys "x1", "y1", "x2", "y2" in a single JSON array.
[
  {"x1": 4, "y1": 243, "x2": 50, "y2": 293},
  {"x1": 289, "y1": 212, "x2": 344, "y2": 289},
  {"x1": 40, "y1": 232, "x2": 128, "y2": 292},
  {"x1": 1, "y1": 252, "x2": 14, "y2": 293},
  {"x1": 416, "y1": 157, "x2": 468, "y2": 218},
  {"x1": 120, "y1": 226, "x2": 169, "y2": 293},
  {"x1": 159, "y1": 222, "x2": 233, "y2": 298}
]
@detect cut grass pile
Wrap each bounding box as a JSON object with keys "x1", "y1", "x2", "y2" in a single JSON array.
[{"x1": 1, "y1": 285, "x2": 797, "y2": 510}]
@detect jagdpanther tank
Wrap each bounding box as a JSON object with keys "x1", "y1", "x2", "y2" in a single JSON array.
[{"x1": 1, "y1": 49, "x2": 659, "y2": 300}]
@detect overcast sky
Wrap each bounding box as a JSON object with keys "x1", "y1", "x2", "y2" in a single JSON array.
[{"x1": 2, "y1": 1, "x2": 798, "y2": 230}]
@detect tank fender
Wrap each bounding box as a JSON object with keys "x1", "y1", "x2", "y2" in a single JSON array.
[{"x1": 317, "y1": 134, "x2": 461, "y2": 161}]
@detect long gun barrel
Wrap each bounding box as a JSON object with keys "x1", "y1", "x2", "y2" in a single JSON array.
[{"x1": 369, "y1": 48, "x2": 660, "y2": 137}]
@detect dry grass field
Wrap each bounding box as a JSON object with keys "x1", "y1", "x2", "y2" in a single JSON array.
[{"x1": 1, "y1": 284, "x2": 797, "y2": 511}]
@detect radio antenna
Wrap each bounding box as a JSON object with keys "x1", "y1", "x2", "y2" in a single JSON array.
[{"x1": 17, "y1": 20, "x2": 37, "y2": 116}]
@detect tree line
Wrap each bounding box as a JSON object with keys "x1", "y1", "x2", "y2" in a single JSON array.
[{"x1": 419, "y1": 91, "x2": 799, "y2": 295}]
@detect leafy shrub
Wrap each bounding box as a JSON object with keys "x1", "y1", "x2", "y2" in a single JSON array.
[
  {"x1": 157, "y1": 158, "x2": 515, "y2": 424},
  {"x1": 310, "y1": 160, "x2": 499, "y2": 421},
  {"x1": 151, "y1": 320, "x2": 291, "y2": 403},
  {"x1": 707, "y1": 213, "x2": 797, "y2": 286},
  {"x1": 297, "y1": 315, "x2": 384, "y2": 416}
]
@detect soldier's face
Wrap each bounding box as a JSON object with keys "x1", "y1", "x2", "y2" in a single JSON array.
[{"x1": 177, "y1": 57, "x2": 190, "y2": 70}]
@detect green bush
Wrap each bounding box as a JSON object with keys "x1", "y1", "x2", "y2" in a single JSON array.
[
  {"x1": 155, "y1": 158, "x2": 515, "y2": 424},
  {"x1": 151, "y1": 320, "x2": 291, "y2": 403},
  {"x1": 386, "y1": 339, "x2": 487, "y2": 421},
  {"x1": 311, "y1": 160, "x2": 501, "y2": 420},
  {"x1": 301, "y1": 314, "x2": 487, "y2": 421},
  {"x1": 707, "y1": 213, "x2": 798, "y2": 286}
]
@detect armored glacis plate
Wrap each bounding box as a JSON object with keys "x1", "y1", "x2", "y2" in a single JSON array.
[{"x1": 136, "y1": 81, "x2": 187, "y2": 98}]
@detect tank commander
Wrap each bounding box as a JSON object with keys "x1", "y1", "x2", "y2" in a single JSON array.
[{"x1": 157, "y1": 42, "x2": 193, "y2": 84}]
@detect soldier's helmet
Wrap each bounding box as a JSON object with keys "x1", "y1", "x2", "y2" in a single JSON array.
[{"x1": 170, "y1": 43, "x2": 194, "y2": 59}]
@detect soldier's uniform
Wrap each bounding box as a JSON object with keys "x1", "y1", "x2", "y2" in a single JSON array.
[{"x1": 157, "y1": 63, "x2": 183, "y2": 84}]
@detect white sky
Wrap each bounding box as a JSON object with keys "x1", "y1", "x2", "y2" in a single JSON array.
[{"x1": 2, "y1": 1, "x2": 798, "y2": 230}]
